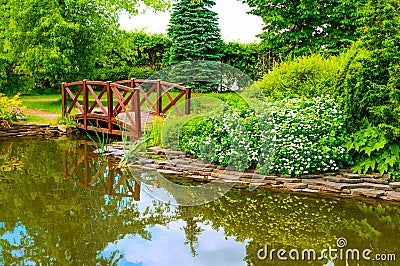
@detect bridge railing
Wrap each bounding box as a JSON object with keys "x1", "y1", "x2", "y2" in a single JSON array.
[
  {"x1": 61, "y1": 80, "x2": 141, "y2": 136},
  {"x1": 115, "y1": 79, "x2": 191, "y2": 116},
  {"x1": 61, "y1": 79, "x2": 191, "y2": 136}
]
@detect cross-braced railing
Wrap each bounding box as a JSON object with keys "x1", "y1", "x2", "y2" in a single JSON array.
[{"x1": 61, "y1": 79, "x2": 191, "y2": 137}]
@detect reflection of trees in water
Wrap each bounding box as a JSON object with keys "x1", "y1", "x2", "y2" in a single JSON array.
[
  {"x1": 1, "y1": 139, "x2": 400, "y2": 265},
  {"x1": 175, "y1": 189, "x2": 400, "y2": 266},
  {"x1": 0, "y1": 139, "x2": 172, "y2": 265}
]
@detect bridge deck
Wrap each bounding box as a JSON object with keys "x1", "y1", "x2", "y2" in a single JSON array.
[{"x1": 116, "y1": 110, "x2": 156, "y2": 132}]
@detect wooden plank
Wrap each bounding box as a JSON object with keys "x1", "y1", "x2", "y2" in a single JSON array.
[
  {"x1": 87, "y1": 84, "x2": 108, "y2": 115},
  {"x1": 89, "y1": 86, "x2": 107, "y2": 113},
  {"x1": 66, "y1": 85, "x2": 84, "y2": 114},
  {"x1": 161, "y1": 84, "x2": 182, "y2": 116},
  {"x1": 111, "y1": 86, "x2": 128, "y2": 113},
  {"x1": 161, "y1": 90, "x2": 186, "y2": 115}
]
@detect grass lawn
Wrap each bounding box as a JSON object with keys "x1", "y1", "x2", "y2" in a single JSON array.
[{"x1": 20, "y1": 94, "x2": 62, "y2": 114}]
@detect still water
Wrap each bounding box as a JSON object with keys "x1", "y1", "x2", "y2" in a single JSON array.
[{"x1": 1, "y1": 138, "x2": 400, "y2": 266}]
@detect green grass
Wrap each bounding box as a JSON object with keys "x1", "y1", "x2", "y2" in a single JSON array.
[{"x1": 20, "y1": 94, "x2": 62, "y2": 114}]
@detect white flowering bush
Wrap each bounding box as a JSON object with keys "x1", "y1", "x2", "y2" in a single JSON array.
[
  {"x1": 174, "y1": 95, "x2": 349, "y2": 176},
  {"x1": 254, "y1": 96, "x2": 349, "y2": 175},
  {"x1": 179, "y1": 106, "x2": 256, "y2": 171}
]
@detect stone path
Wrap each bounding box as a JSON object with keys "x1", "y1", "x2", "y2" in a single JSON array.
[{"x1": 110, "y1": 145, "x2": 400, "y2": 202}]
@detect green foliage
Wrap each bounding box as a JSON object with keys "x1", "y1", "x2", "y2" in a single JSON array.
[
  {"x1": 255, "y1": 53, "x2": 345, "y2": 99},
  {"x1": 0, "y1": 94, "x2": 24, "y2": 127},
  {"x1": 163, "y1": 95, "x2": 348, "y2": 175},
  {"x1": 57, "y1": 115, "x2": 78, "y2": 129},
  {"x1": 143, "y1": 116, "x2": 165, "y2": 147},
  {"x1": 129, "y1": 66, "x2": 156, "y2": 79},
  {"x1": 221, "y1": 42, "x2": 268, "y2": 80},
  {"x1": 344, "y1": 126, "x2": 400, "y2": 178},
  {"x1": 255, "y1": 96, "x2": 349, "y2": 175},
  {"x1": 0, "y1": 0, "x2": 170, "y2": 94},
  {"x1": 167, "y1": 0, "x2": 223, "y2": 92},
  {"x1": 245, "y1": 0, "x2": 364, "y2": 57},
  {"x1": 167, "y1": 0, "x2": 223, "y2": 63},
  {"x1": 336, "y1": 0, "x2": 400, "y2": 178},
  {"x1": 92, "y1": 30, "x2": 170, "y2": 81}
]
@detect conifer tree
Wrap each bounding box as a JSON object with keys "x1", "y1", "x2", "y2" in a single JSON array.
[{"x1": 167, "y1": 0, "x2": 223, "y2": 64}]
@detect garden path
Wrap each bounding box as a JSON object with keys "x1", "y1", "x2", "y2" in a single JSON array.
[{"x1": 25, "y1": 108, "x2": 59, "y2": 121}]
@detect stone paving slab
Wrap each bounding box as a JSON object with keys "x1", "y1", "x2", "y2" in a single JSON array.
[
  {"x1": 323, "y1": 176, "x2": 363, "y2": 184},
  {"x1": 156, "y1": 169, "x2": 182, "y2": 175},
  {"x1": 117, "y1": 147, "x2": 400, "y2": 202},
  {"x1": 276, "y1": 177, "x2": 302, "y2": 183},
  {"x1": 342, "y1": 173, "x2": 368, "y2": 179},
  {"x1": 284, "y1": 183, "x2": 308, "y2": 189},
  {"x1": 385, "y1": 191, "x2": 400, "y2": 201},
  {"x1": 362, "y1": 178, "x2": 389, "y2": 185},
  {"x1": 351, "y1": 188, "x2": 386, "y2": 198},
  {"x1": 389, "y1": 182, "x2": 400, "y2": 189}
]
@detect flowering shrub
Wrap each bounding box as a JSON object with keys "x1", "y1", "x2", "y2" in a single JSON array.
[
  {"x1": 175, "y1": 95, "x2": 349, "y2": 176},
  {"x1": 0, "y1": 94, "x2": 24, "y2": 128},
  {"x1": 179, "y1": 106, "x2": 256, "y2": 171},
  {"x1": 254, "y1": 96, "x2": 349, "y2": 175}
]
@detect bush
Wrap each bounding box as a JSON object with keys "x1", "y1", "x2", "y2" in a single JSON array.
[
  {"x1": 336, "y1": 0, "x2": 400, "y2": 179},
  {"x1": 0, "y1": 94, "x2": 24, "y2": 128},
  {"x1": 255, "y1": 53, "x2": 346, "y2": 99},
  {"x1": 255, "y1": 96, "x2": 349, "y2": 175},
  {"x1": 221, "y1": 42, "x2": 268, "y2": 80},
  {"x1": 163, "y1": 95, "x2": 349, "y2": 175},
  {"x1": 129, "y1": 66, "x2": 156, "y2": 80}
]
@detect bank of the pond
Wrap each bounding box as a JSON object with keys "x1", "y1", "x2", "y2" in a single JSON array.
[
  {"x1": 108, "y1": 145, "x2": 400, "y2": 203},
  {"x1": 0, "y1": 123, "x2": 68, "y2": 138}
]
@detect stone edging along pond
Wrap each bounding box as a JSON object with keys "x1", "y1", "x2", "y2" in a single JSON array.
[
  {"x1": 109, "y1": 145, "x2": 400, "y2": 203},
  {"x1": 0, "y1": 124, "x2": 67, "y2": 138}
]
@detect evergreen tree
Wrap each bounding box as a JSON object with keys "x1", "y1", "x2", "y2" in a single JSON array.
[{"x1": 167, "y1": 0, "x2": 223, "y2": 63}]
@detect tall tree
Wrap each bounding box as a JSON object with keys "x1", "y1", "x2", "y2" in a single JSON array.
[
  {"x1": 244, "y1": 0, "x2": 365, "y2": 57},
  {"x1": 167, "y1": 0, "x2": 223, "y2": 63},
  {"x1": 0, "y1": 0, "x2": 169, "y2": 94}
]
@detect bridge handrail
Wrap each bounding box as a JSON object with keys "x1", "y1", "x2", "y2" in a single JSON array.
[{"x1": 62, "y1": 78, "x2": 191, "y2": 137}]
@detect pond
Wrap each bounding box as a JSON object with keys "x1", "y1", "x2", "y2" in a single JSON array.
[{"x1": 1, "y1": 138, "x2": 400, "y2": 265}]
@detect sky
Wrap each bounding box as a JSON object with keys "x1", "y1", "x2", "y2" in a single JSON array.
[{"x1": 119, "y1": 0, "x2": 263, "y2": 43}]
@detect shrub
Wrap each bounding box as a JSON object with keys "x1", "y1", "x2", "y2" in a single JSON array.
[
  {"x1": 255, "y1": 53, "x2": 346, "y2": 99},
  {"x1": 255, "y1": 96, "x2": 349, "y2": 175},
  {"x1": 129, "y1": 66, "x2": 156, "y2": 80},
  {"x1": 0, "y1": 94, "x2": 24, "y2": 128},
  {"x1": 336, "y1": 0, "x2": 400, "y2": 179},
  {"x1": 163, "y1": 95, "x2": 349, "y2": 175},
  {"x1": 221, "y1": 42, "x2": 268, "y2": 80}
]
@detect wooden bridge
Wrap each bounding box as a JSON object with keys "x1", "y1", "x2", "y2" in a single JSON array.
[{"x1": 62, "y1": 79, "x2": 191, "y2": 137}]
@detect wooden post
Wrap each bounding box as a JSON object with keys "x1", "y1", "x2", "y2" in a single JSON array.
[
  {"x1": 133, "y1": 88, "x2": 141, "y2": 138},
  {"x1": 83, "y1": 79, "x2": 88, "y2": 130},
  {"x1": 130, "y1": 78, "x2": 135, "y2": 89},
  {"x1": 185, "y1": 87, "x2": 191, "y2": 115},
  {"x1": 107, "y1": 81, "x2": 113, "y2": 135},
  {"x1": 61, "y1": 82, "x2": 66, "y2": 117},
  {"x1": 156, "y1": 79, "x2": 162, "y2": 116}
]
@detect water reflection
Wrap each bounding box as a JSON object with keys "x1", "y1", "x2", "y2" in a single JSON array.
[
  {"x1": 62, "y1": 140, "x2": 140, "y2": 200},
  {"x1": 1, "y1": 138, "x2": 400, "y2": 265}
]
